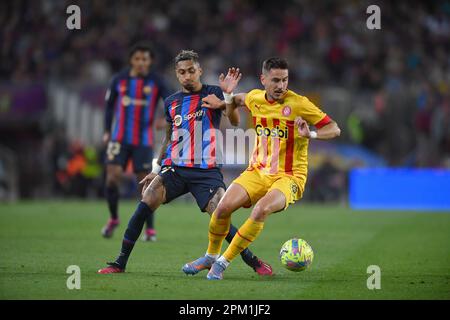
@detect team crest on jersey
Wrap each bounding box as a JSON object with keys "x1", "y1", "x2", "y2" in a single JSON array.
[
  {"x1": 291, "y1": 182, "x2": 299, "y2": 196},
  {"x1": 174, "y1": 114, "x2": 182, "y2": 127},
  {"x1": 119, "y1": 84, "x2": 127, "y2": 93},
  {"x1": 122, "y1": 96, "x2": 131, "y2": 106},
  {"x1": 282, "y1": 106, "x2": 292, "y2": 116},
  {"x1": 143, "y1": 86, "x2": 152, "y2": 94}
]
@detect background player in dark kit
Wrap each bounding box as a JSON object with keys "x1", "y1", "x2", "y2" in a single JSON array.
[{"x1": 102, "y1": 43, "x2": 170, "y2": 240}]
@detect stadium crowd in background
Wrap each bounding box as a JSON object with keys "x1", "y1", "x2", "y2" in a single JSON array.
[{"x1": 0, "y1": 0, "x2": 449, "y2": 199}]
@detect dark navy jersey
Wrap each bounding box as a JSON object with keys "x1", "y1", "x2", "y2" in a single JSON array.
[
  {"x1": 104, "y1": 69, "x2": 170, "y2": 146},
  {"x1": 162, "y1": 84, "x2": 224, "y2": 169}
]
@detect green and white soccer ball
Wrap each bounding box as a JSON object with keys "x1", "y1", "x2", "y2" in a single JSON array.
[{"x1": 279, "y1": 238, "x2": 314, "y2": 272}]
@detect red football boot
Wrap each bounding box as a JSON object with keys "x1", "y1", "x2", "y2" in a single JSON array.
[{"x1": 98, "y1": 262, "x2": 124, "y2": 274}]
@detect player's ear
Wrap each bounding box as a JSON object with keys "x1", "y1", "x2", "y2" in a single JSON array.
[
  {"x1": 198, "y1": 67, "x2": 203, "y2": 76},
  {"x1": 260, "y1": 74, "x2": 266, "y2": 86}
]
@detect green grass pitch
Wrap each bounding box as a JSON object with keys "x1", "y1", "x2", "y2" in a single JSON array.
[{"x1": 0, "y1": 200, "x2": 449, "y2": 299}]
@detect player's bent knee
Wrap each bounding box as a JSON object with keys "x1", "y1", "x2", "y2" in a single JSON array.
[
  {"x1": 250, "y1": 204, "x2": 272, "y2": 221},
  {"x1": 142, "y1": 192, "x2": 161, "y2": 211},
  {"x1": 214, "y1": 201, "x2": 233, "y2": 218},
  {"x1": 106, "y1": 176, "x2": 120, "y2": 188},
  {"x1": 106, "y1": 169, "x2": 122, "y2": 187}
]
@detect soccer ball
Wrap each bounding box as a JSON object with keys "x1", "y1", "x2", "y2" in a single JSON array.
[{"x1": 279, "y1": 238, "x2": 314, "y2": 272}]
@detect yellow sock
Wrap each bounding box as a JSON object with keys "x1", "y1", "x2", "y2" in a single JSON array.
[
  {"x1": 223, "y1": 218, "x2": 264, "y2": 262},
  {"x1": 207, "y1": 213, "x2": 231, "y2": 255}
]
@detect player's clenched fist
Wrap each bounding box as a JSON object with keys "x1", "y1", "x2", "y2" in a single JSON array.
[
  {"x1": 295, "y1": 116, "x2": 311, "y2": 138},
  {"x1": 201, "y1": 94, "x2": 223, "y2": 109}
]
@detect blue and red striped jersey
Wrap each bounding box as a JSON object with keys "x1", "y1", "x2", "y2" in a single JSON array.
[
  {"x1": 104, "y1": 69, "x2": 170, "y2": 146},
  {"x1": 162, "y1": 84, "x2": 224, "y2": 169}
]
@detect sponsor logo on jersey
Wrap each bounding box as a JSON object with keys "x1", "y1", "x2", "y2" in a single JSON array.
[
  {"x1": 122, "y1": 96, "x2": 148, "y2": 107},
  {"x1": 173, "y1": 110, "x2": 204, "y2": 127},
  {"x1": 255, "y1": 124, "x2": 288, "y2": 139},
  {"x1": 184, "y1": 109, "x2": 204, "y2": 121}
]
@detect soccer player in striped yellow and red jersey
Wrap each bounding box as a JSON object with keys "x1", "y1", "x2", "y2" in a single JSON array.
[
  {"x1": 183, "y1": 57, "x2": 341, "y2": 280},
  {"x1": 102, "y1": 43, "x2": 170, "y2": 240}
]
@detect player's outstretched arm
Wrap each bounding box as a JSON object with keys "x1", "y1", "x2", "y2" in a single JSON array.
[
  {"x1": 201, "y1": 92, "x2": 247, "y2": 126},
  {"x1": 295, "y1": 117, "x2": 341, "y2": 140},
  {"x1": 316, "y1": 121, "x2": 341, "y2": 139},
  {"x1": 225, "y1": 93, "x2": 248, "y2": 126}
]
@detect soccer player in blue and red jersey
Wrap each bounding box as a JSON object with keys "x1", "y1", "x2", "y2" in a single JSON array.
[
  {"x1": 98, "y1": 50, "x2": 272, "y2": 276},
  {"x1": 102, "y1": 43, "x2": 170, "y2": 240}
]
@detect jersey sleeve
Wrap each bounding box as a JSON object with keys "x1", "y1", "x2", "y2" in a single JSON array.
[
  {"x1": 244, "y1": 90, "x2": 257, "y2": 113},
  {"x1": 299, "y1": 96, "x2": 332, "y2": 128},
  {"x1": 104, "y1": 76, "x2": 118, "y2": 133},
  {"x1": 164, "y1": 98, "x2": 172, "y2": 123}
]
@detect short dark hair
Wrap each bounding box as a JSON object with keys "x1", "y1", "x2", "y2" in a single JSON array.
[
  {"x1": 262, "y1": 57, "x2": 288, "y2": 73},
  {"x1": 174, "y1": 50, "x2": 200, "y2": 65},
  {"x1": 128, "y1": 42, "x2": 155, "y2": 60}
]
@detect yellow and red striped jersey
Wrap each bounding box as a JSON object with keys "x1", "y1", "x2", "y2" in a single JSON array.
[{"x1": 244, "y1": 89, "x2": 331, "y2": 178}]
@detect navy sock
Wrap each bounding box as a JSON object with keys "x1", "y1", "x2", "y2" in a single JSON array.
[
  {"x1": 145, "y1": 211, "x2": 155, "y2": 230},
  {"x1": 115, "y1": 201, "x2": 152, "y2": 268},
  {"x1": 226, "y1": 223, "x2": 257, "y2": 266},
  {"x1": 105, "y1": 185, "x2": 119, "y2": 219}
]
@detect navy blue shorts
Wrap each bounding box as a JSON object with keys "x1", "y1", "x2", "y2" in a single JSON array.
[
  {"x1": 105, "y1": 141, "x2": 153, "y2": 173},
  {"x1": 159, "y1": 166, "x2": 226, "y2": 212}
]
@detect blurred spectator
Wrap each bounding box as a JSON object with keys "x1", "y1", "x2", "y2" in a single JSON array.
[
  {"x1": 1, "y1": 1, "x2": 447, "y2": 90},
  {"x1": 53, "y1": 140, "x2": 102, "y2": 198},
  {"x1": 309, "y1": 159, "x2": 347, "y2": 203},
  {"x1": 0, "y1": 0, "x2": 449, "y2": 199}
]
